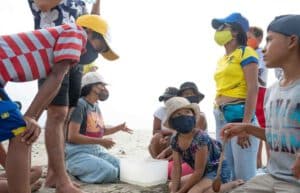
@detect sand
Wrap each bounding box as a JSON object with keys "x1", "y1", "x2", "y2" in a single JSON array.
[
  {"x1": 22, "y1": 129, "x2": 169, "y2": 193},
  {"x1": 2, "y1": 129, "x2": 267, "y2": 193}
]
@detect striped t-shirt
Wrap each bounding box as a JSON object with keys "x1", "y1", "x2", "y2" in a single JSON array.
[{"x1": 0, "y1": 23, "x2": 87, "y2": 87}]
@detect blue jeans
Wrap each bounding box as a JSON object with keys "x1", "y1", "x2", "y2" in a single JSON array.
[
  {"x1": 65, "y1": 143, "x2": 120, "y2": 183},
  {"x1": 214, "y1": 107, "x2": 259, "y2": 181}
]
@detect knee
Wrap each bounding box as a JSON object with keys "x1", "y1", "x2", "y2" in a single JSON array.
[
  {"x1": 31, "y1": 166, "x2": 43, "y2": 177},
  {"x1": 102, "y1": 166, "x2": 119, "y2": 183},
  {"x1": 150, "y1": 133, "x2": 163, "y2": 144},
  {"x1": 47, "y1": 107, "x2": 68, "y2": 122}
]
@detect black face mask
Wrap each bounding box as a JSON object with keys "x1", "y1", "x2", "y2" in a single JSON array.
[
  {"x1": 98, "y1": 89, "x2": 109, "y2": 101},
  {"x1": 170, "y1": 115, "x2": 196, "y2": 134},
  {"x1": 186, "y1": 95, "x2": 200, "y2": 104},
  {"x1": 79, "y1": 40, "x2": 99, "y2": 65}
]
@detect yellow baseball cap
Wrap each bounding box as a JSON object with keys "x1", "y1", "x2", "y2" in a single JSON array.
[{"x1": 76, "y1": 14, "x2": 119, "y2": 61}]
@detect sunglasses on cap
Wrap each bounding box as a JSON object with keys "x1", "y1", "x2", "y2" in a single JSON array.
[{"x1": 217, "y1": 23, "x2": 232, "y2": 31}]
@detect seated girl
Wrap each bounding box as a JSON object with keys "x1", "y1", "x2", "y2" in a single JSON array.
[
  {"x1": 165, "y1": 97, "x2": 243, "y2": 193},
  {"x1": 65, "y1": 72, "x2": 133, "y2": 184}
]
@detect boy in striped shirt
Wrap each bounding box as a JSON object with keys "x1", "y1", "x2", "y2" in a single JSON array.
[{"x1": 0, "y1": 14, "x2": 114, "y2": 193}]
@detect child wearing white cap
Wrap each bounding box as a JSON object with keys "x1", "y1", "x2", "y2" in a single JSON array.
[{"x1": 65, "y1": 72, "x2": 133, "y2": 184}]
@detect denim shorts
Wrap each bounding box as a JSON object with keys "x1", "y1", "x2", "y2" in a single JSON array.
[{"x1": 204, "y1": 160, "x2": 231, "y2": 183}]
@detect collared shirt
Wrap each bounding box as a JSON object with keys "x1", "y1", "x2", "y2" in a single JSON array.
[
  {"x1": 214, "y1": 46, "x2": 258, "y2": 98},
  {"x1": 0, "y1": 24, "x2": 87, "y2": 86},
  {"x1": 28, "y1": 0, "x2": 87, "y2": 30}
]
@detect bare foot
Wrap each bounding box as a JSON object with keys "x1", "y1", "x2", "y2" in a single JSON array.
[
  {"x1": 56, "y1": 183, "x2": 83, "y2": 193},
  {"x1": 231, "y1": 179, "x2": 245, "y2": 189},
  {"x1": 31, "y1": 180, "x2": 42, "y2": 192},
  {"x1": 45, "y1": 172, "x2": 80, "y2": 188}
]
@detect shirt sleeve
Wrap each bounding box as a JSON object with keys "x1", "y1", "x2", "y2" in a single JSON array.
[
  {"x1": 53, "y1": 25, "x2": 87, "y2": 65},
  {"x1": 69, "y1": 102, "x2": 85, "y2": 125},
  {"x1": 194, "y1": 132, "x2": 209, "y2": 149},
  {"x1": 240, "y1": 46, "x2": 259, "y2": 67},
  {"x1": 154, "y1": 106, "x2": 165, "y2": 120}
]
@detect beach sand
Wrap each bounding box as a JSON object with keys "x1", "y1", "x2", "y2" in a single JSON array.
[
  {"x1": 1, "y1": 129, "x2": 267, "y2": 193},
  {"x1": 4, "y1": 129, "x2": 169, "y2": 193}
]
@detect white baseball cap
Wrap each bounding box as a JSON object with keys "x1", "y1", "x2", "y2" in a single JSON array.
[{"x1": 81, "y1": 72, "x2": 108, "y2": 88}]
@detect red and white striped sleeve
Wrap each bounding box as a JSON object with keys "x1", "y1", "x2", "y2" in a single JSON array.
[{"x1": 53, "y1": 25, "x2": 87, "y2": 65}]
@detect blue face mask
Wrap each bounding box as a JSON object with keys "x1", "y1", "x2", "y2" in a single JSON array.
[{"x1": 170, "y1": 115, "x2": 196, "y2": 134}]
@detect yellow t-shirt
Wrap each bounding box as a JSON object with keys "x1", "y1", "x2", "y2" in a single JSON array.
[
  {"x1": 214, "y1": 46, "x2": 258, "y2": 99},
  {"x1": 83, "y1": 63, "x2": 98, "y2": 74}
]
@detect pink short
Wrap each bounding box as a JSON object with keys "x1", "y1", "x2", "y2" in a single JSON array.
[{"x1": 168, "y1": 160, "x2": 194, "y2": 179}]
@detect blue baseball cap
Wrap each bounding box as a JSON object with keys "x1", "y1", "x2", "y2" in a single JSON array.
[
  {"x1": 212, "y1": 12, "x2": 249, "y2": 32},
  {"x1": 268, "y1": 15, "x2": 300, "y2": 37}
]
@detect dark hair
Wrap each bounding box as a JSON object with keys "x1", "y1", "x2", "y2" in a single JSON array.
[
  {"x1": 249, "y1": 27, "x2": 263, "y2": 38},
  {"x1": 80, "y1": 84, "x2": 93, "y2": 97},
  {"x1": 81, "y1": 82, "x2": 103, "y2": 97},
  {"x1": 230, "y1": 23, "x2": 248, "y2": 46}
]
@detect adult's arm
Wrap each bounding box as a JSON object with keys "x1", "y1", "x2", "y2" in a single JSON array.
[
  {"x1": 34, "y1": 0, "x2": 62, "y2": 12},
  {"x1": 221, "y1": 123, "x2": 266, "y2": 141},
  {"x1": 24, "y1": 61, "x2": 70, "y2": 119},
  {"x1": 242, "y1": 63, "x2": 258, "y2": 123},
  {"x1": 90, "y1": 0, "x2": 100, "y2": 15}
]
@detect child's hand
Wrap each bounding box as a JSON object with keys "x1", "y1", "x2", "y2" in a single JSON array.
[
  {"x1": 118, "y1": 122, "x2": 133, "y2": 134},
  {"x1": 22, "y1": 116, "x2": 41, "y2": 145},
  {"x1": 291, "y1": 155, "x2": 300, "y2": 179},
  {"x1": 100, "y1": 138, "x2": 115, "y2": 149}
]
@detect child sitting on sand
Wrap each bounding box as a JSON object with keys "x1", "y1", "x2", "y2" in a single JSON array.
[{"x1": 166, "y1": 97, "x2": 243, "y2": 193}]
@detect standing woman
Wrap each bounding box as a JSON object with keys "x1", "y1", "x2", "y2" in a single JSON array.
[{"x1": 212, "y1": 13, "x2": 259, "y2": 181}]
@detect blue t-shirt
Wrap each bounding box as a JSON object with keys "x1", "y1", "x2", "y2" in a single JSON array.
[
  {"x1": 28, "y1": 0, "x2": 87, "y2": 29},
  {"x1": 171, "y1": 130, "x2": 222, "y2": 174}
]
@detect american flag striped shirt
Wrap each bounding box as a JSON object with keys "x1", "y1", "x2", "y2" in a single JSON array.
[{"x1": 0, "y1": 23, "x2": 87, "y2": 87}]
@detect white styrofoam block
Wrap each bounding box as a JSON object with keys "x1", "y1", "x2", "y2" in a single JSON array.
[{"x1": 120, "y1": 157, "x2": 168, "y2": 187}]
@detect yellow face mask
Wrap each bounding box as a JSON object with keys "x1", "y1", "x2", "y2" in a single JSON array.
[{"x1": 214, "y1": 30, "x2": 233, "y2": 46}]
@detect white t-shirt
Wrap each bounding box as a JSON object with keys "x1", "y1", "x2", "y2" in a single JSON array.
[
  {"x1": 153, "y1": 106, "x2": 172, "y2": 131},
  {"x1": 256, "y1": 48, "x2": 268, "y2": 87}
]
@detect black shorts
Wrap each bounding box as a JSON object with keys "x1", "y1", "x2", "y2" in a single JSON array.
[{"x1": 38, "y1": 64, "x2": 83, "y2": 107}]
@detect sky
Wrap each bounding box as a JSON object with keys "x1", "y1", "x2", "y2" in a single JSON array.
[{"x1": 1, "y1": 0, "x2": 299, "y2": 133}]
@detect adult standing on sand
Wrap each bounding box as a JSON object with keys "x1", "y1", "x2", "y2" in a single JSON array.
[
  {"x1": 27, "y1": 0, "x2": 118, "y2": 192},
  {"x1": 211, "y1": 12, "x2": 259, "y2": 181},
  {"x1": 0, "y1": 20, "x2": 87, "y2": 193}
]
